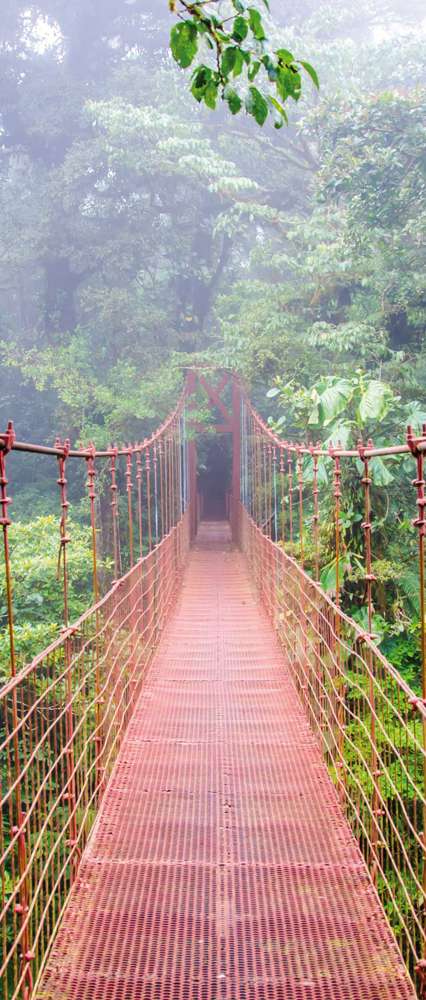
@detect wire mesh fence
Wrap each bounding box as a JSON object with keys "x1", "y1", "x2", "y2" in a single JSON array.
[
  {"x1": 0, "y1": 513, "x2": 190, "y2": 1000},
  {"x1": 237, "y1": 503, "x2": 426, "y2": 995}
]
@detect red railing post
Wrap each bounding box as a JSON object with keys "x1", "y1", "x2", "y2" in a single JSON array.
[
  {"x1": 0, "y1": 425, "x2": 35, "y2": 998},
  {"x1": 126, "y1": 447, "x2": 134, "y2": 569},
  {"x1": 359, "y1": 438, "x2": 381, "y2": 883},
  {"x1": 312, "y1": 444, "x2": 321, "y2": 582},
  {"x1": 287, "y1": 449, "x2": 294, "y2": 545},
  {"x1": 297, "y1": 445, "x2": 304, "y2": 566},
  {"x1": 408, "y1": 424, "x2": 426, "y2": 972},
  {"x1": 232, "y1": 378, "x2": 241, "y2": 542},
  {"x1": 56, "y1": 438, "x2": 80, "y2": 881},
  {"x1": 85, "y1": 444, "x2": 104, "y2": 797},
  {"x1": 279, "y1": 445, "x2": 285, "y2": 545},
  {"x1": 136, "y1": 447, "x2": 143, "y2": 559},
  {"x1": 110, "y1": 446, "x2": 120, "y2": 580}
]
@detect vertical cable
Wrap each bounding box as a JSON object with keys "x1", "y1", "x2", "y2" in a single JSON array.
[
  {"x1": 273, "y1": 445, "x2": 278, "y2": 542},
  {"x1": 153, "y1": 443, "x2": 159, "y2": 546},
  {"x1": 333, "y1": 452, "x2": 342, "y2": 608},
  {"x1": 358, "y1": 438, "x2": 380, "y2": 883},
  {"x1": 297, "y1": 446, "x2": 304, "y2": 566},
  {"x1": 0, "y1": 426, "x2": 34, "y2": 994},
  {"x1": 136, "y1": 448, "x2": 143, "y2": 559},
  {"x1": 407, "y1": 424, "x2": 426, "y2": 930},
  {"x1": 126, "y1": 447, "x2": 134, "y2": 569},
  {"x1": 110, "y1": 448, "x2": 120, "y2": 579},
  {"x1": 56, "y1": 438, "x2": 80, "y2": 881},
  {"x1": 279, "y1": 446, "x2": 285, "y2": 545},
  {"x1": 145, "y1": 443, "x2": 152, "y2": 552},
  {"x1": 311, "y1": 445, "x2": 320, "y2": 582},
  {"x1": 288, "y1": 450, "x2": 294, "y2": 545}
]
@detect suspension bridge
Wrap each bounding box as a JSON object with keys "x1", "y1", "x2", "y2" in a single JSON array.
[{"x1": 1, "y1": 370, "x2": 426, "y2": 999}]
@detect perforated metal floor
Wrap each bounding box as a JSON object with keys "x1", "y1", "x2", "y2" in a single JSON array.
[{"x1": 36, "y1": 523, "x2": 416, "y2": 1000}]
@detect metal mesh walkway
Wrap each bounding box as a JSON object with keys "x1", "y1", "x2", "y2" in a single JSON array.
[{"x1": 36, "y1": 522, "x2": 415, "y2": 1000}]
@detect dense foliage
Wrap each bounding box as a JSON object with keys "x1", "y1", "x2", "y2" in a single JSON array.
[
  {"x1": 170, "y1": 0, "x2": 318, "y2": 125},
  {"x1": 0, "y1": 516, "x2": 108, "y2": 683},
  {"x1": 0, "y1": 1, "x2": 425, "y2": 669}
]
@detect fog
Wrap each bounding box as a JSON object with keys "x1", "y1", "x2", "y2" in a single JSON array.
[{"x1": 0, "y1": 1, "x2": 424, "y2": 464}]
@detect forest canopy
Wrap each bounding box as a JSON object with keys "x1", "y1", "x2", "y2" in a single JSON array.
[{"x1": 0, "y1": 0, "x2": 424, "y2": 450}]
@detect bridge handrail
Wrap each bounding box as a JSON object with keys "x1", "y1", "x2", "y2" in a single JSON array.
[
  {"x1": 0, "y1": 389, "x2": 188, "y2": 458},
  {"x1": 236, "y1": 499, "x2": 426, "y2": 994},
  {"x1": 243, "y1": 390, "x2": 426, "y2": 458},
  {"x1": 0, "y1": 513, "x2": 191, "y2": 998},
  {"x1": 0, "y1": 527, "x2": 178, "y2": 705}
]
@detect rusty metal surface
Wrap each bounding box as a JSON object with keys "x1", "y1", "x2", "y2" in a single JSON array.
[{"x1": 35, "y1": 522, "x2": 415, "y2": 1000}]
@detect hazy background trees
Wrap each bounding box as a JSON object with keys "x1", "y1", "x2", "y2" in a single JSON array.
[
  {"x1": 1, "y1": 0, "x2": 424, "y2": 446},
  {"x1": 0, "y1": 0, "x2": 425, "y2": 681}
]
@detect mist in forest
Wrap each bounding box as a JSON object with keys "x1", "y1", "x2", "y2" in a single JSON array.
[{"x1": 0, "y1": 0, "x2": 424, "y2": 459}]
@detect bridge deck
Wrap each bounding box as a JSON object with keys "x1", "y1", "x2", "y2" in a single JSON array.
[{"x1": 36, "y1": 523, "x2": 415, "y2": 1000}]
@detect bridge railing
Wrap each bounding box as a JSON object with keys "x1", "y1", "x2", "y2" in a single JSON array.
[
  {"x1": 236, "y1": 499, "x2": 426, "y2": 994},
  {"x1": 237, "y1": 388, "x2": 426, "y2": 994},
  {"x1": 0, "y1": 386, "x2": 193, "y2": 1000},
  {"x1": 0, "y1": 512, "x2": 190, "y2": 1000}
]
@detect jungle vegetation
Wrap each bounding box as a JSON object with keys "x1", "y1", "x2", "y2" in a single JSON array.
[{"x1": 0, "y1": 0, "x2": 425, "y2": 682}]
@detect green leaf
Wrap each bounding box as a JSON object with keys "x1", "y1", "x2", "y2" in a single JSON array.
[
  {"x1": 204, "y1": 81, "x2": 219, "y2": 109},
  {"x1": 269, "y1": 96, "x2": 288, "y2": 124},
  {"x1": 358, "y1": 380, "x2": 392, "y2": 423},
  {"x1": 232, "y1": 49, "x2": 245, "y2": 76},
  {"x1": 233, "y1": 16, "x2": 249, "y2": 42},
  {"x1": 276, "y1": 48, "x2": 295, "y2": 64},
  {"x1": 322, "y1": 422, "x2": 353, "y2": 450},
  {"x1": 399, "y1": 569, "x2": 421, "y2": 614},
  {"x1": 221, "y1": 47, "x2": 238, "y2": 76},
  {"x1": 191, "y1": 65, "x2": 213, "y2": 102},
  {"x1": 248, "y1": 8, "x2": 266, "y2": 41},
  {"x1": 276, "y1": 64, "x2": 301, "y2": 102},
  {"x1": 317, "y1": 380, "x2": 354, "y2": 426},
  {"x1": 248, "y1": 60, "x2": 261, "y2": 82},
  {"x1": 369, "y1": 456, "x2": 394, "y2": 486},
  {"x1": 405, "y1": 402, "x2": 426, "y2": 433},
  {"x1": 266, "y1": 386, "x2": 279, "y2": 398},
  {"x1": 246, "y1": 85, "x2": 269, "y2": 125},
  {"x1": 170, "y1": 22, "x2": 198, "y2": 70},
  {"x1": 224, "y1": 86, "x2": 243, "y2": 115},
  {"x1": 300, "y1": 60, "x2": 320, "y2": 89}
]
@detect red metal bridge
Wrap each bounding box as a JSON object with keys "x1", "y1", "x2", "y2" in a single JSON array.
[{"x1": 1, "y1": 371, "x2": 426, "y2": 999}]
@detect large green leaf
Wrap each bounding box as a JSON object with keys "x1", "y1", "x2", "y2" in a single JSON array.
[
  {"x1": 369, "y1": 456, "x2": 394, "y2": 486},
  {"x1": 221, "y1": 46, "x2": 238, "y2": 76},
  {"x1": 300, "y1": 60, "x2": 319, "y2": 89},
  {"x1": 322, "y1": 422, "x2": 353, "y2": 450},
  {"x1": 399, "y1": 568, "x2": 421, "y2": 615},
  {"x1": 358, "y1": 380, "x2": 392, "y2": 424},
  {"x1": 248, "y1": 8, "x2": 266, "y2": 41},
  {"x1": 170, "y1": 22, "x2": 198, "y2": 69},
  {"x1": 405, "y1": 401, "x2": 426, "y2": 433},
  {"x1": 224, "y1": 86, "x2": 242, "y2": 115},
  {"x1": 232, "y1": 16, "x2": 249, "y2": 42},
  {"x1": 245, "y1": 86, "x2": 269, "y2": 125},
  {"x1": 317, "y1": 380, "x2": 353, "y2": 426}
]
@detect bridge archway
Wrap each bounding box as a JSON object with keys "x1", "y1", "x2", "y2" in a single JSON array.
[
  {"x1": 185, "y1": 369, "x2": 241, "y2": 538},
  {"x1": 197, "y1": 433, "x2": 232, "y2": 521}
]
